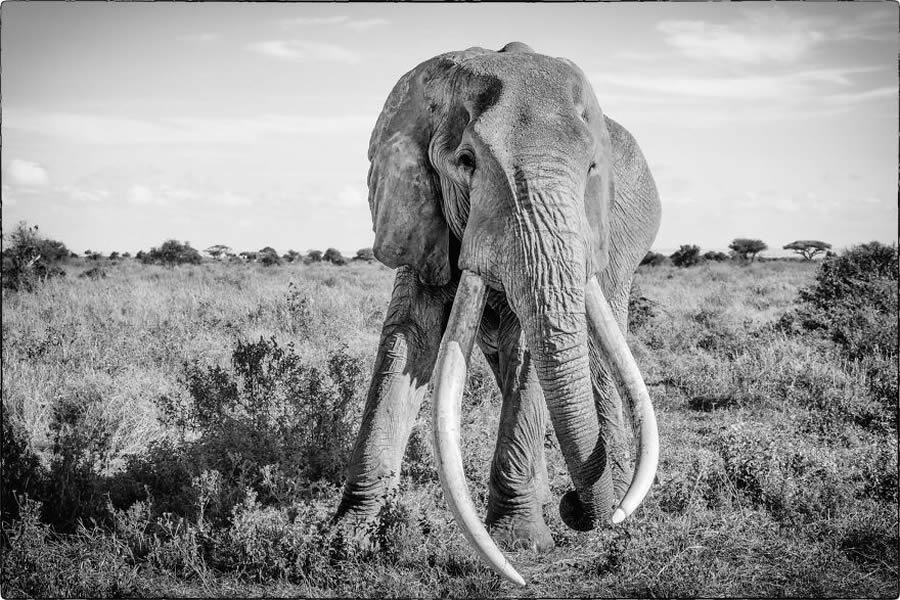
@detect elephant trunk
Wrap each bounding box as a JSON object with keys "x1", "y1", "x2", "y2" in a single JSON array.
[{"x1": 501, "y1": 198, "x2": 615, "y2": 531}]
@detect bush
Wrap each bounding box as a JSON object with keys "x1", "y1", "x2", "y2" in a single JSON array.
[
  {"x1": 142, "y1": 240, "x2": 202, "y2": 266},
  {"x1": 323, "y1": 248, "x2": 346, "y2": 265},
  {"x1": 258, "y1": 247, "x2": 281, "y2": 267},
  {"x1": 1, "y1": 405, "x2": 45, "y2": 523},
  {"x1": 640, "y1": 251, "x2": 667, "y2": 267},
  {"x1": 354, "y1": 248, "x2": 376, "y2": 262},
  {"x1": 145, "y1": 338, "x2": 367, "y2": 523},
  {"x1": 78, "y1": 267, "x2": 107, "y2": 280},
  {"x1": 628, "y1": 281, "x2": 657, "y2": 332},
  {"x1": 670, "y1": 244, "x2": 702, "y2": 268},
  {"x1": 306, "y1": 250, "x2": 323, "y2": 263},
  {"x1": 703, "y1": 251, "x2": 729, "y2": 262},
  {"x1": 786, "y1": 242, "x2": 898, "y2": 361},
  {"x1": 1, "y1": 222, "x2": 68, "y2": 291}
]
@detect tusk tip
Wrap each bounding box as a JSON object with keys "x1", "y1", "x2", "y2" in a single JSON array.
[
  {"x1": 505, "y1": 569, "x2": 527, "y2": 587},
  {"x1": 611, "y1": 507, "x2": 627, "y2": 525}
]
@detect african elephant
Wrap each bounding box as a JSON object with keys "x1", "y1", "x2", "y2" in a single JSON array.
[{"x1": 335, "y1": 42, "x2": 660, "y2": 584}]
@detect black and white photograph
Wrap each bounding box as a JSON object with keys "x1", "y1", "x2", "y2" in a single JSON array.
[{"x1": 1, "y1": 1, "x2": 897, "y2": 597}]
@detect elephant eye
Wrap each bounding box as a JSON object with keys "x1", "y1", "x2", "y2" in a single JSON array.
[
  {"x1": 457, "y1": 149, "x2": 476, "y2": 172},
  {"x1": 588, "y1": 161, "x2": 597, "y2": 174}
]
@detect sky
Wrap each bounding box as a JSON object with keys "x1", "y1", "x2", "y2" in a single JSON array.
[{"x1": 2, "y1": 1, "x2": 897, "y2": 256}]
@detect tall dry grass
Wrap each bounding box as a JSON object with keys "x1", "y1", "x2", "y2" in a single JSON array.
[{"x1": 1, "y1": 256, "x2": 896, "y2": 597}]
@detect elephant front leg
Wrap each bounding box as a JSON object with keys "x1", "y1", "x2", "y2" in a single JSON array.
[
  {"x1": 335, "y1": 269, "x2": 448, "y2": 521},
  {"x1": 481, "y1": 303, "x2": 554, "y2": 551}
]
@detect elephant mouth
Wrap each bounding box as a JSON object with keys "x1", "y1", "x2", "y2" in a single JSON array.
[{"x1": 430, "y1": 270, "x2": 659, "y2": 586}]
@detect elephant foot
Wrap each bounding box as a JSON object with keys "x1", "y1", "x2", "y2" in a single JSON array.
[{"x1": 487, "y1": 513, "x2": 555, "y2": 552}]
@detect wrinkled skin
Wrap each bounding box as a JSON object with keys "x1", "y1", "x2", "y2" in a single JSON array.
[{"x1": 335, "y1": 42, "x2": 660, "y2": 551}]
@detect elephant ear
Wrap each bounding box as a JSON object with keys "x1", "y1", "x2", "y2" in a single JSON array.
[{"x1": 368, "y1": 49, "x2": 488, "y2": 286}]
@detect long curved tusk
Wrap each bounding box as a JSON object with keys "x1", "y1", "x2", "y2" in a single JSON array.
[
  {"x1": 585, "y1": 276, "x2": 659, "y2": 525},
  {"x1": 432, "y1": 270, "x2": 526, "y2": 587}
]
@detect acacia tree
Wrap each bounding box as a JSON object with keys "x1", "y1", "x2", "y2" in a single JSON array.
[
  {"x1": 306, "y1": 250, "x2": 323, "y2": 263},
  {"x1": 205, "y1": 244, "x2": 232, "y2": 260},
  {"x1": 783, "y1": 240, "x2": 832, "y2": 261},
  {"x1": 729, "y1": 238, "x2": 768, "y2": 262}
]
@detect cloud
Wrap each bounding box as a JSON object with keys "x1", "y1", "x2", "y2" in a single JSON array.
[
  {"x1": 2, "y1": 184, "x2": 16, "y2": 207},
  {"x1": 6, "y1": 159, "x2": 50, "y2": 187},
  {"x1": 281, "y1": 16, "x2": 349, "y2": 27},
  {"x1": 248, "y1": 40, "x2": 360, "y2": 64},
  {"x1": 127, "y1": 184, "x2": 253, "y2": 208},
  {"x1": 4, "y1": 110, "x2": 374, "y2": 145},
  {"x1": 128, "y1": 185, "x2": 160, "y2": 206},
  {"x1": 336, "y1": 185, "x2": 366, "y2": 209},
  {"x1": 60, "y1": 185, "x2": 110, "y2": 204},
  {"x1": 179, "y1": 32, "x2": 222, "y2": 43},
  {"x1": 343, "y1": 18, "x2": 390, "y2": 31},
  {"x1": 658, "y1": 9, "x2": 825, "y2": 64},
  {"x1": 591, "y1": 66, "x2": 883, "y2": 100},
  {"x1": 279, "y1": 15, "x2": 389, "y2": 31}
]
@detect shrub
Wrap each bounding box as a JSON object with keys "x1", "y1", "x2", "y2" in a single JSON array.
[
  {"x1": 1, "y1": 405, "x2": 45, "y2": 523},
  {"x1": 670, "y1": 244, "x2": 702, "y2": 268},
  {"x1": 142, "y1": 240, "x2": 202, "y2": 266},
  {"x1": 640, "y1": 251, "x2": 667, "y2": 267},
  {"x1": 1, "y1": 222, "x2": 68, "y2": 291},
  {"x1": 354, "y1": 247, "x2": 376, "y2": 262},
  {"x1": 323, "y1": 248, "x2": 346, "y2": 265},
  {"x1": 258, "y1": 247, "x2": 281, "y2": 267},
  {"x1": 78, "y1": 266, "x2": 107, "y2": 280},
  {"x1": 146, "y1": 339, "x2": 367, "y2": 522},
  {"x1": 306, "y1": 250, "x2": 323, "y2": 263},
  {"x1": 628, "y1": 281, "x2": 657, "y2": 332},
  {"x1": 787, "y1": 242, "x2": 898, "y2": 361},
  {"x1": 703, "y1": 250, "x2": 729, "y2": 262}
]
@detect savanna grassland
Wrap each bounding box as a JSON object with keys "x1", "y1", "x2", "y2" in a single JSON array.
[{"x1": 1, "y1": 251, "x2": 897, "y2": 598}]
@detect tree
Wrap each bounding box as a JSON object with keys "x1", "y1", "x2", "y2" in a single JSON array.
[
  {"x1": 354, "y1": 247, "x2": 376, "y2": 262},
  {"x1": 729, "y1": 238, "x2": 767, "y2": 262},
  {"x1": 109, "y1": 251, "x2": 120, "y2": 260},
  {"x1": 283, "y1": 249, "x2": 301, "y2": 263},
  {"x1": 122, "y1": 252, "x2": 132, "y2": 258},
  {"x1": 306, "y1": 250, "x2": 323, "y2": 263},
  {"x1": 204, "y1": 244, "x2": 232, "y2": 260},
  {"x1": 703, "y1": 250, "x2": 729, "y2": 262},
  {"x1": 143, "y1": 240, "x2": 202, "y2": 266},
  {"x1": 670, "y1": 244, "x2": 702, "y2": 268},
  {"x1": 239, "y1": 251, "x2": 258, "y2": 262},
  {"x1": 258, "y1": 246, "x2": 281, "y2": 267},
  {"x1": 783, "y1": 240, "x2": 832, "y2": 261},
  {"x1": 323, "y1": 248, "x2": 346, "y2": 265},
  {"x1": 640, "y1": 251, "x2": 667, "y2": 267}
]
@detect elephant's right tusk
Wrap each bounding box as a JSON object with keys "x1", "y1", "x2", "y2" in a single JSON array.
[
  {"x1": 585, "y1": 276, "x2": 659, "y2": 524},
  {"x1": 432, "y1": 270, "x2": 526, "y2": 587}
]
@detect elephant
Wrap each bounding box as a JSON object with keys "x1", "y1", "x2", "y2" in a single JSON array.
[{"x1": 335, "y1": 42, "x2": 661, "y2": 585}]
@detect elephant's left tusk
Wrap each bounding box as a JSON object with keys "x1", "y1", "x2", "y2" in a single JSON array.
[
  {"x1": 585, "y1": 276, "x2": 659, "y2": 524},
  {"x1": 432, "y1": 270, "x2": 527, "y2": 587}
]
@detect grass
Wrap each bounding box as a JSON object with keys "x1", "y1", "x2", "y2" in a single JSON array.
[{"x1": 1, "y1": 257, "x2": 897, "y2": 597}]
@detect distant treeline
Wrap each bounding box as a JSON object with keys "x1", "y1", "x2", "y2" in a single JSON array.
[{"x1": 644, "y1": 239, "x2": 835, "y2": 268}]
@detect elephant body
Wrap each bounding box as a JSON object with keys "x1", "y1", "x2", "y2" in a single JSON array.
[{"x1": 335, "y1": 42, "x2": 660, "y2": 576}]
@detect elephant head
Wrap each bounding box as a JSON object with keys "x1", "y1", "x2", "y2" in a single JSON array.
[{"x1": 368, "y1": 42, "x2": 658, "y2": 584}]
